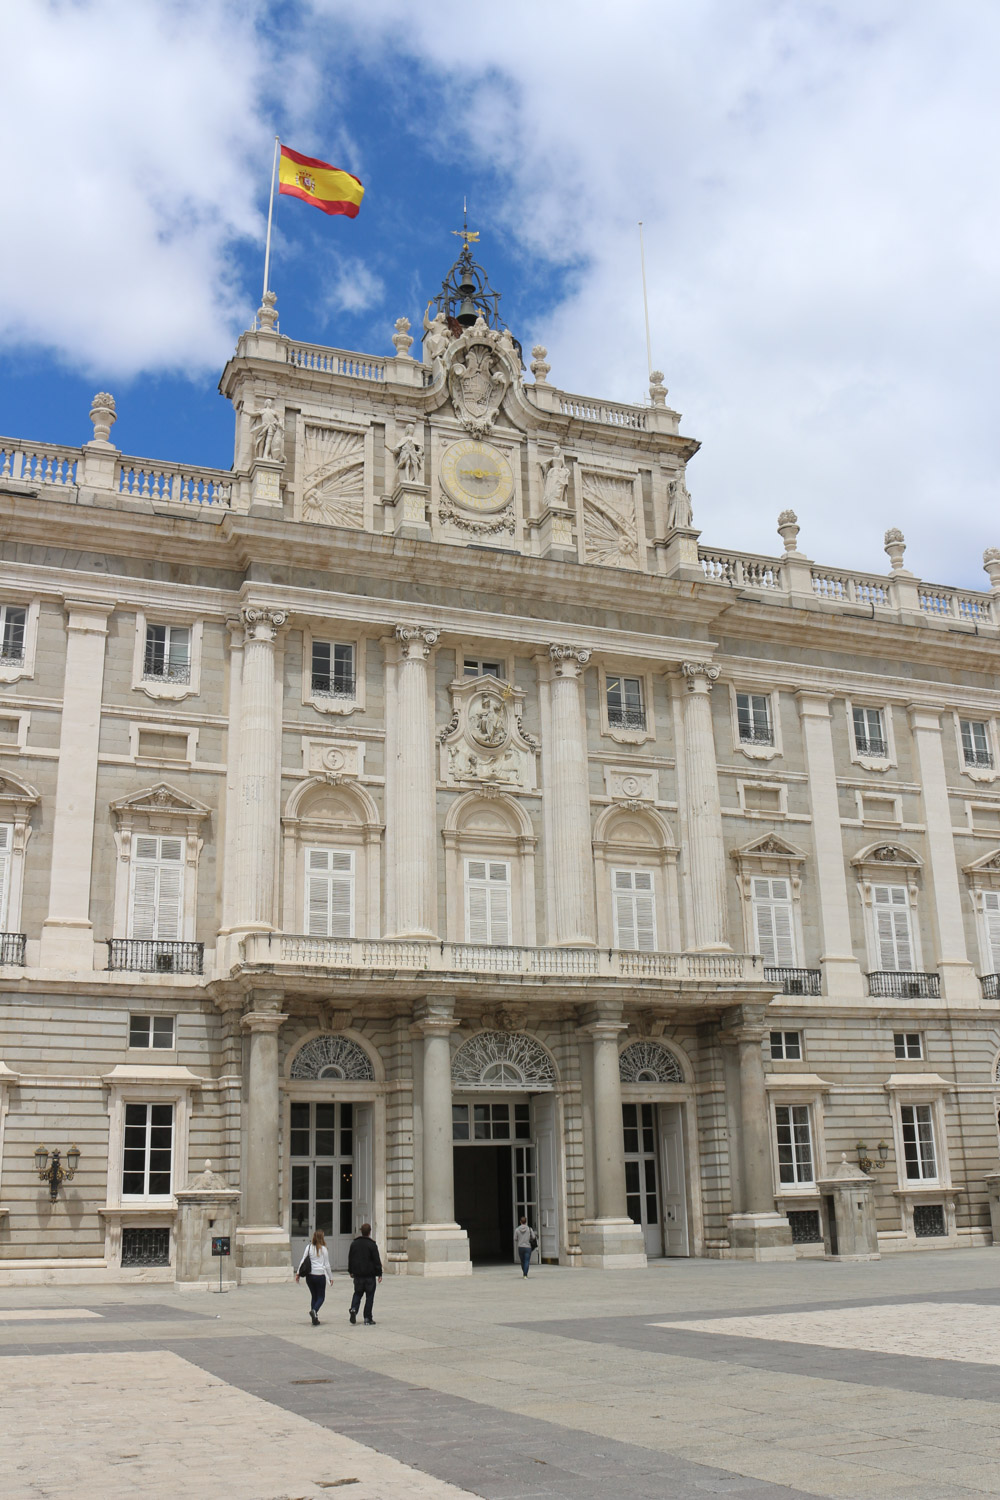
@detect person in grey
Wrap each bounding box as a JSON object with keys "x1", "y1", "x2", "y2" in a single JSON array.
[
  {"x1": 348, "y1": 1222, "x2": 383, "y2": 1325},
  {"x1": 514, "y1": 1215, "x2": 536, "y2": 1276}
]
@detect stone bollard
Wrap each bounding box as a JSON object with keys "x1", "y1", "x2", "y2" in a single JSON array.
[
  {"x1": 817, "y1": 1154, "x2": 880, "y2": 1260},
  {"x1": 174, "y1": 1160, "x2": 241, "y2": 1290}
]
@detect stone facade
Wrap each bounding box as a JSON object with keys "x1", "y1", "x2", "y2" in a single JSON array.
[{"x1": 1, "y1": 261, "x2": 999, "y2": 1283}]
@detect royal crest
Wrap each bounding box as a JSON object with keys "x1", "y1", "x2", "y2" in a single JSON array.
[{"x1": 446, "y1": 316, "x2": 516, "y2": 436}]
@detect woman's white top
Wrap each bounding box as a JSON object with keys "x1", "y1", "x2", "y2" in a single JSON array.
[{"x1": 306, "y1": 1245, "x2": 332, "y2": 1277}]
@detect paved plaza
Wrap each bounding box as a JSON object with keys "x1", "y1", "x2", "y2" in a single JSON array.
[{"x1": 4, "y1": 1252, "x2": 1000, "y2": 1498}]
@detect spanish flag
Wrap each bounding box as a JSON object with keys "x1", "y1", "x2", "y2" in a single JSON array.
[{"x1": 278, "y1": 145, "x2": 364, "y2": 218}]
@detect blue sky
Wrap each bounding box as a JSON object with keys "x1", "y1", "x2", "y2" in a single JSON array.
[{"x1": 3, "y1": 1, "x2": 999, "y2": 587}]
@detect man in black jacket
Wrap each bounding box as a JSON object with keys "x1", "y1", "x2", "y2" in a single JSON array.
[{"x1": 347, "y1": 1222, "x2": 383, "y2": 1325}]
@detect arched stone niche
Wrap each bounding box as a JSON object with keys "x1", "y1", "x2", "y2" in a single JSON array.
[
  {"x1": 451, "y1": 1030, "x2": 556, "y2": 1090},
  {"x1": 443, "y1": 791, "x2": 537, "y2": 946},
  {"x1": 281, "y1": 778, "x2": 383, "y2": 938},
  {"x1": 592, "y1": 804, "x2": 679, "y2": 951}
]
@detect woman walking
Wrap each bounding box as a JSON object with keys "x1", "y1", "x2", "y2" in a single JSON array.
[
  {"x1": 513, "y1": 1215, "x2": 536, "y2": 1277},
  {"x1": 295, "y1": 1228, "x2": 333, "y2": 1325}
]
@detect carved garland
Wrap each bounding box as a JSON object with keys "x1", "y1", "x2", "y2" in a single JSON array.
[
  {"x1": 451, "y1": 1031, "x2": 556, "y2": 1090},
  {"x1": 618, "y1": 1040, "x2": 684, "y2": 1084},
  {"x1": 290, "y1": 1034, "x2": 375, "y2": 1081}
]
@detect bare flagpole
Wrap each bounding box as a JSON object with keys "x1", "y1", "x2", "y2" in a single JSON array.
[
  {"x1": 638, "y1": 220, "x2": 653, "y2": 378},
  {"x1": 262, "y1": 135, "x2": 280, "y2": 301}
]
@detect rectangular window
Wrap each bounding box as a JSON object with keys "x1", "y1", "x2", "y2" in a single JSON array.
[
  {"x1": 305, "y1": 847, "x2": 354, "y2": 938},
  {"x1": 769, "y1": 1030, "x2": 802, "y2": 1061},
  {"x1": 0, "y1": 823, "x2": 10, "y2": 930},
  {"x1": 774, "y1": 1104, "x2": 815, "y2": 1185},
  {"x1": 736, "y1": 692, "x2": 773, "y2": 746},
  {"x1": 612, "y1": 869, "x2": 656, "y2": 951},
  {"x1": 0, "y1": 605, "x2": 26, "y2": 664},
  {"x1": 606, "y1": 675, "x2": 645, "y2": 731},
  {"x1": 960, "y1": 719, "x2": 993, "y2": 769},
  {"x1": 129, "y1": 835, "x2": 184, "y2": 941},
  {"x1": 465, "y1": 859, "x2": 511, "y2": 946},
  {"x1": 143, "y1": 624, "x2": 191, "y2": 683},
  {"x1": 900, "y1": 1103, "x2": 937, "y2": 1180},
  {"x1": 464, "y1": 658, "x2": 503, "y2": 679},
  {"x1": 893, "y1": 1031, "x2": 923, "y2": 1060},
  {"x1": 122, "y1": 1102, "x2": 174, "y2": 1196},
  {"x1": 872, "y1": 884, "x2": 914, "y2": 972},
  {"x1": 129, "y1": 1015, "x2": 175, "y2": 1049},
  {"x1": 982, "y1": 891, "x2": 1000, "y2": 973},
  {"x1": 853, "y1": 705, "x2": 887, "y2": 757},
  {"x1": 311, "y1": 640, "x2": 355, "y2": 697},
  {"x1": 751, "y1": 877, "x2": 796, "y2": 966}
]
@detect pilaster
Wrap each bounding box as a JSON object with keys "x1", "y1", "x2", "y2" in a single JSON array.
[
  {"x1": 543, "y1": 645, "x2": 597, "y2": 946},
  {"x1": 229, "y1": 605, "x2": 286, "y2": 937},
  {"x1": 384, "y1": 625, "x2": 440, "y2": 939},
  {"x1": 678, "y1": 662, "x2": 729, "y2": 951}
]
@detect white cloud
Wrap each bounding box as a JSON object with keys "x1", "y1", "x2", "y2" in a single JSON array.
[{"x1": 324, "y1": 257, "x2": 384, "y2": 317}]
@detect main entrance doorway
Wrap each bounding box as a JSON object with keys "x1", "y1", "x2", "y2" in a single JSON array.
[
  {"x1": 289, "y1": 1100, "x2": 373, "y2": 1271},
  {"x1": 622, "y1": 1100, "x2": 689, "y2": 1257},
  {"x1": 453, "y1": 1099, "x2": 539, "y2": 1263}
]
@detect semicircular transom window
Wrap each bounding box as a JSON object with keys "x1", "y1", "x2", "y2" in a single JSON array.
[
  {"x1": 290, "y1": 1033, "x2": 375, "y2": 1082},
  {"x1": 452, "y1": 1031, "x2": 555, "y2": 1090},
  {"x1": 619, "y1": 1040, "x2": 683, "y2": 1085}
]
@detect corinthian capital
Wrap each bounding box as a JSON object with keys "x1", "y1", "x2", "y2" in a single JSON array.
[
  {"x1": 549, "y1": 643, "x2": 591, "y2": 677},
  {"x1": 395, "y1": 623, "x2": 440, "y2": 659},
  {"x1": 241, "y1": 605, "x2": 288, "y2": 643},
  {"x1": 680, "y1": 660, "x2": 720, "y2": 692}
]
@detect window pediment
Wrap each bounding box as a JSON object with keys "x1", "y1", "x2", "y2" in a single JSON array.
[
  {"x1": 112, "y1": 783, "x2": 210, "y2": 831},
  {"x1": 852, "y1": 841, "x2": 923, "y2": 881},
  {"x1": 733, "y1": 833, "x2": 805, "y2": 863}
]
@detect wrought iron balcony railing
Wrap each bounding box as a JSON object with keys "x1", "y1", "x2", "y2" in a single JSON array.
[
  {"x1": 764, "y1": 966, "x2": 822, "y2": 996},
  {"x1": 855, "y1": 737, "x2": 888, "y2": 758},
  {"x1": 107, "y1": 939, "x2": 204, "y2": 975},
  {"x1": 0, "y1": 932, "x2": 26, "y2": 965},
  {"x1": 964, "y1": 749, "x2": 994, "y2": 769},
  {"x1": 980, "y1": 974, "x2": 1000, "y2": 999},
  {"x1": 866, "y1": 970, "x2": 940, "y2": 999},
  {"x1": 142, "y1": 663, "x2": 192, "y2": 685},
  {"x1": 738, "y1": 727, "x2": 774, "y2": 746},
  {"x1": 311, "y1": 677, "x2": 357, "y2": 700},
  {"x1": 607, "y1": 707, "x2": 647, "y2": 731}
]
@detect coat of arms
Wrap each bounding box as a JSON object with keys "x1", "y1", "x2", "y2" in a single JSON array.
[{"x1": 446, "y1": 316, "x2": 515, "y2": 435}]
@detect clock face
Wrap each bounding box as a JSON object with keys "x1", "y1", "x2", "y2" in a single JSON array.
[{"x1": 440, "y1": 439, "x2": 514, "y2": 514}]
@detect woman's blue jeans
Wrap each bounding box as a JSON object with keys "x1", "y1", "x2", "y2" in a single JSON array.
[{"x1": 519, "y1": 1247, "x2": 532, "y2": 1275}]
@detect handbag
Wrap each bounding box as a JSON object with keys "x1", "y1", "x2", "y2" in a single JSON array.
[
  {"x1": 297, "y1": 1248, "x2": 311, "y2": 1277},
  {"x1": 529, "y1": 1229, "x2": 538, "y2": 1250}
]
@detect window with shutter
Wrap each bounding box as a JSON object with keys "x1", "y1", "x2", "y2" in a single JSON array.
[
  {"x1": 751, "y1": 876, "x2": 796, "y2": 965},
  {"x1": 305, "y1": 847, "x2": 354, "y2": 937},
  {"x1": 0, "y1": 823, "x2": 10, "y2": 929},
  {"x1": 129, "y1": 835, "x2": 185, "y2": 940},
  {"x1": 464, "y1": 859, "x2": 511, "y2": 946},
  {"x1": 982, "y1": 891, "x2": 1000, "y2": 973},
  {"x1": 872, "y1": 884, "x2": 914, "y2": 971},
  {"x1": 612, "y1": 869, "x2": 656, "y2": 951}
]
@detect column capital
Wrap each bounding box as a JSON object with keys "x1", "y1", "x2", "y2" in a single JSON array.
[
  {"x1": 795, "y1": 689, "x2": 833, "y2": 718},
  {"x1": 719, "y1": 1003, "x2": 768, "y2": 1046},
  {"x1": 412, "y1": 998, "x2": 458, "y2": 1035},
  {"x1": 241, "y1": 604, "x2": 288, "y2": 643},
  {"x1": 576, "y1": 1001, "x2": 626, "y2": 1037},
  {"x1": 549, "y1": 643, "x2": 591, "y2": 676},
  {"x1": 680, "y1": 660, "x2": 720, "y2": 693},
  {"x1": 395, "y1": 623, "x2": 440, "y2": 659},
  {"x1": 241, "y1": 1009, "x2": 288, "y2": 1035},
  {"x1": 907, "y1": 702, "x2": 946, "y2": 733},
  {"x1": 63, "y1": 596, "x2": 113, "y2": 633}
]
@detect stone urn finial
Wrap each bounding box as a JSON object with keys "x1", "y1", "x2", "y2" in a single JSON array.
[
  {"x1": 983, "y1": 547, "x2": 1000, "y2": 591},
  {"x1": 648, "y1": 370, "x2": 667, "y2": 407},
  {"x1": 884, "y1": 527, "x2": 907, "y2": 572},
  {"x1": 777, "y1": 509, "x2": 800, "y2": 553},
  {"x1": 392, "y1": 316, "x2": 414, "y2": 358},
  {"x1": 89, "y1": 392, "x2": 117, "y2": 446},
  {"x1": 530, "y1": 345, "x2": 551, "y2": 384},
  {"x1": 257, "y1": 289, "x2": 279, "y2": 333}
]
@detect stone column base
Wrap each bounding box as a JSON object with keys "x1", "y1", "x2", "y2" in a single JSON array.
[
  {"x1": 405, "y1": 1223, "x2": 472, "y2": 1276},
  {"x1": 235, "y1": 1226, "x2": 292, "y2": 1282},
  {"x1": 727, "y1": 1212, "x2": 796, "y2": 1262},
  {"x1": 578, "y1": 1217, "x2": 647, "y2": 1269}
]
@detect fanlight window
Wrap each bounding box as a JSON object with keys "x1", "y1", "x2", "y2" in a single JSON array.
[
  {"x1": 618, "y1": 1040, "x2": 684, "y2": 1084},
  {"x1": 451, "y1": 1031, "x2": 555, "y2": 1090},
  {"x1": 290, "y1": 1033, "x2": 374, "y2": 1081}
]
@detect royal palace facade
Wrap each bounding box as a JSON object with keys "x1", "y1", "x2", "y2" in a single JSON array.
[{"x1": 2, "y1": 249, "x2": 1000, "y2": 1285}]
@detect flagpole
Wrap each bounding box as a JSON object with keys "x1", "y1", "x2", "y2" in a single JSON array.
[
  {"x1": 638, "y1": 220, "x2": 653, "y2": 377},
  {"x1": 262, "y1": 135, "x2": 280, "y2": 301}
]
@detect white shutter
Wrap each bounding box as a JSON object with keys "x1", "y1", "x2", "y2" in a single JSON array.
[
  {"x1": 129, "y1": 835, "x2": 185, "y2": 940},
  {"x1": 873, "y1": 884, "x2": 913, "y2": 971},
  {"x1": 0, "y1": 823, "x2": 11, "y2": 929},
  {"x1": 305, "y1": 848, "x2": 354, "y2": 938},
  {"x1": 983, "y1": 891, "x2": 1000, "y2": 972},
  {"x1": 751, "y1": 877, "x2": 795, "y2": 965},
  {"x1": 465, "y1": 859, "x2": 511, "y2": 945},
  {"x1": 612, "y1": 869, "x2": 656, "y2": 951}
]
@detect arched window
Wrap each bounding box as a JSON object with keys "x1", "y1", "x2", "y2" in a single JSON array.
[
  {"x1": 592, "y1": 805, "x2": 678, "y2": 951},
  {"x1": 451, "y1": 1031, "x2": 556, "y2": 1090},
  {"x1": 618, "y1": 1040, "x2": 684, "y2": 1085},
  {"x1": 290, "y1": 1033, "x2": 375, "y2": 1081},
  {"x1": 443, "y1": 793, "x2": 537, "y2": 947},
  {"x1": 281, "y1": 779, "x2": 382, "y2": 939}
]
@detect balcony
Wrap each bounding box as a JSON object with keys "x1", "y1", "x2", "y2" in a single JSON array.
[
  {"x1": 764, "y1": 966, "x2": 821, "y2": 996},
  {"x1": 866, "y1": 971, "x2": 940, "y2": 999},
  {"x1": 855, "y1": 737, "x2": 888, "y2": 758},
  {"x1": 964, "y1": 749, "x2": 994, "y2": 770},
  {"x1": 240, "y1": 935, "x2": 763, "y2": 986},
  {"x1": 738, "y1": 728, "x2": 774, "y2": 747},
  {"x1": 607, "y1": 707, "x2": 647, "y2": 732},
  {"x1": 107, "y1": 940, "x2": 204, "y2": 975},
  {"x1": 0, "y1": 932, "x2": 26, "y2": 966},
  {"x1": 980, "y1": 974, "x2": 1000, "y2": 999}
]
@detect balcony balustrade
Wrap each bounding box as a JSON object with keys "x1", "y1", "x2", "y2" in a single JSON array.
[
  {"x1": 607, "y1": 707, "x2": 647, "y2": 731},
  {"x1": 980, "y1": 974, "x2": 1000, "y2": 999},
  {"x1": 855, "y1": 736, "x2": 888, "y2": 758},
  {"x1": 764, "y1": 966, "x2": 822, "y2": 996},
  {"x1": 0, "y1": 933, "x2": 26, "y2": 966},
  {"x1": 866, "y1": 971, "x2": 940, "y2": 999},
  {"x1": 964, "y1": 749, "x2": 995, "y2": 769},
  {"x1": 107, "y1": 939, "x2": 204, "y2": 975}
]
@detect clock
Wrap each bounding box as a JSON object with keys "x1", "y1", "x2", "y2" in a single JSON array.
[{"x1": 440, "y1": 438, "x2": 514, "y2": 515}]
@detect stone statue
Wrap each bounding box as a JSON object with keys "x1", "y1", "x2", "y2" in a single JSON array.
[
  {"x1": 471, "y1": 692, "x2": 507, "y2": 748},
  {"x1": 422, "y1": 305, "x2": 451, "y2": 364},
  {"x1": 251, "y1": 397, "x2": 284, "y2": 463},
  {"x1": 392, "y1": 423, "x2": 423, "y2": 484},
  {"x1": 540, "y1": 446, "x2": 570, "y2": 509},
  {"x1": 666, "y1": 476, "x2": 693, "y2": 530}
]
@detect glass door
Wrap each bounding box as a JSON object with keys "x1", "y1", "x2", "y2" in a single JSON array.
[
  {"x1": 513, "y1": 1143, "x2": 538, "y2": 1261},
  {"x1": 623, "y1": 1102, "x2": 663, "y2": 1257},
  {"x1": 289, "y1": 1101, "x2": 354, "y2": 1270}
]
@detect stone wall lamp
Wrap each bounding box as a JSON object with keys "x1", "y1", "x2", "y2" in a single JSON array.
[
  {"x1": 34, "y1": 1145, "x2": 81, "y2": 1202},
  {"x1": 855, "y1": 1140, "x2": 890, "y2": 1174}
]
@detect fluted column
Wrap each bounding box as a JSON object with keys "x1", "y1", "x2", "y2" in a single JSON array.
[
  {"x1": 406, "y1": 1000, "x2": 471, "y2": 1276},
  {"x1": 721, "y1": 1005, "x2": 794, "y2": 1261},
  {"x1": 236, "y1": 994, "x2": 291, "y2": 1280},
  {"x1": 231, "y1": 606, "x2": 286, "y2": 933},
  {"x1": 578, "y1": 1005, "x2": 646, "y2": 1268},
  {"x1": 909, "y1": 704, "x2": 978, "y2": 1002},
  {"x1": 545, "y1": 645, "x2": 597, "y2": 945},
  {"x1": 679, "y1": 662, "x2": 729, "y2": 950},
  {"x1": 385, "y1": 624, "x2": 439, "y2": 939},
  {"x1": 795, "y1": 693, "x2": 864, "y2": 997}
]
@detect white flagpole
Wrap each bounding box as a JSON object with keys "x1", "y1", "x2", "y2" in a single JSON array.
[
  {"x1": 262, "y1": 135, "x2": 280, "y2": 301},
  {"x1": 638, "y1": 220, "x2": 653, "y2": 377}
]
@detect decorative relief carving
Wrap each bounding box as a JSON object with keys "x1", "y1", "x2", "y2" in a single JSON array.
[
  {"x1": 451, "y1": 1030, "x2": 555, "y2": 1089},
  {"x1": 395, "y1": 623, "x2": 439, "y2": 658},
  {"x1": 302, "y1": 426, "x2": 365, "y2": 527},
  {"x1": 250, "y1": 397, "x2": 285, "y2": 462},
  {"x1": 392, "y1": 423, "x2": 423, "y2": 484},
  {"x1": 303, "y1": 740, "x2": 364, "y2": 779},
  {"x1": 445, "y1": 315, "x2": 516, "y2": 435},
  {"x1": 604, "y1": 768, "x2": 658, "y2": 804},
  {"x1": 241, "y1": 606, "x2": 287, "y2": 642},
  {"x1": 439, "y1": 675, "x2": 538, "y2": 791},
  {"x1": 681, "y1": 661, "x2": 720, "y2": 690},
  {"x1": 549, "y1": 644, "x2": 591, "y2": 675},
  {"x1": 581, "y1": 471, "x2": 639, "y2": 569}
]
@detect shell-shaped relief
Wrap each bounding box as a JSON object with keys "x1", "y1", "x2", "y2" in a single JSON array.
[
  {"x1": 290, "y1": 1033, "x2": 375, "y2": 1081},
  {"x1": 581, "y1": 470, "x2": 640, "y2": 569},
  {"x1": 618, "y1": 1040, "x2": 683, "y2": 1084},
  {"x1": 302, "y1": 426, "x2": 365, "y2": 528},
  {"x1": 451, "y1": 1030, "x2": 556, "y2": 1089}
]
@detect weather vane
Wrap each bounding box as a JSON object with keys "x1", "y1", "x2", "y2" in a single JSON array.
[{"x1": 451, "y1": 195, "x2": 480, "y2": 246}]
